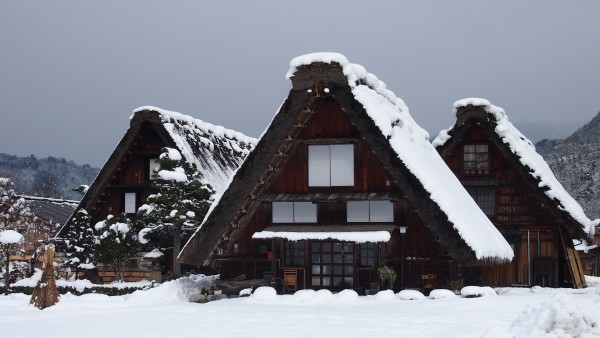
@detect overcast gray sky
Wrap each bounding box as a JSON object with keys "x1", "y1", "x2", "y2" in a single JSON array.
[{"x1": 1, "y1": 1, "x2": 599, "y2": 167}]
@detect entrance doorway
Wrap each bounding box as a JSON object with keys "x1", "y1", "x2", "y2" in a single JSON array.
[{"x1": 310, "y1": 241, "x2": 354, "y2": 289}]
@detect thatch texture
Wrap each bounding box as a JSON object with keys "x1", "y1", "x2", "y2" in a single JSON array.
[{"x1": 30, "y1": 245, "x2": 60, "y2": 309}]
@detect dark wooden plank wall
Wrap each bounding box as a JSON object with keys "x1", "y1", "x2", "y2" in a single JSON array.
[
  {"x1": 230, "y1": 100, "x2": 455, "y2": 286},
  {"x1": 266, "y1": 99, "x2": 397, "y2": 194},
  {"x1": 93, "y1": 123, "x2": 164, "y2": 222},
  {"x1": 444, "y1": 127, "x2": 565, "y2": 286}
]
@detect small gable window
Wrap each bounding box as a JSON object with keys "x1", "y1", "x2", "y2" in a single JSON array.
[
  {"x1": 308, "y1": 144, "x2": 354, "y2": 187},
  {"x1": 465, "y1": 186, "x2": 495, "y2": 216},
  {"x1": 347, "y1": 201, "x2": 394, "y2": 223},
  {"x1": 272, "y1": 202, "x2": 317, "y2": 223},
  {"x1": 124, "y1": 192, "x2": 137, "y2": 214},
  {"x1": 463, "y1": 144, "x2": 489, "y2": 175},
  {"x1": 149, "y1": 159, "x2": 160, "y2": 180}
]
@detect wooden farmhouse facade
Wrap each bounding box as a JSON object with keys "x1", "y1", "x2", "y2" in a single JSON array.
[
  {"x1": 57, "y1": 107, "x2": 256, "y2": 275},
  {"x1": 433, "y1": 98, "x2": 598, "y2": 288},
  {"x1": 179, "y1": 53, "x2": 514, "y2": 293}
]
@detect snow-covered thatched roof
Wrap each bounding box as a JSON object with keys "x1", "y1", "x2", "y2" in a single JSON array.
[
  {"x1": 179, "y1": 53, "x2": 514, "y2": 266},
  {"x1": 57, "y1": 107, "x2": 256, "y2": 237},
  {"x1": 433, "y1": 98, "x2": 599, "y2": 237},
  {"x1": 132, "y1": 106, "x2": 257, "y2": 193}
]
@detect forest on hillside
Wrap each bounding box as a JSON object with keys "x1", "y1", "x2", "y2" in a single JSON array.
[{"x1": 0, "y1": 153, "x2": 99, "y2": 200}]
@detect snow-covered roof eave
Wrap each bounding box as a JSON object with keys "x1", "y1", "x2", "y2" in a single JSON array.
[
  {"x1": 252, "y1": 231, "x2": 391, "y2": 243},
  {"x1": 448, "y1": 98, "x2": 599, "y2": 238}
]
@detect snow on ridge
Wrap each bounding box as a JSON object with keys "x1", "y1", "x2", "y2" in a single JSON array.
[
  {"x1": 18, "y1": 195, "x2": 80, "y2": 205},
  {"x1": 132, "y1": 106, "x2": 257, "y2": 146},
  {"x1": 286, "y1": 52, "x2": 413, "y2": 130},
  {"x1": 439, "y1": 98, "x2": 599, "y2": 236}
]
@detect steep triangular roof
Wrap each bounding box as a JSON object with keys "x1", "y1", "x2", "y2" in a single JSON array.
[
  {"x1": 179, "y1": 53, "x2": 513, "y2": 266},
  {"x1": 57, "y1": 107, "x2": 256, "y2": 236},
  {"x1": 433, "y1": 98, "x2": 599, "y2": 239}
]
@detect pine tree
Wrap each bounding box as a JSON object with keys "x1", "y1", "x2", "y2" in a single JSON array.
[
  {"x1": 94, "y1": 214, "x2": 140, "y2": 282},
  {"x1": 64, "y1": 209, "x2": 96, "y2": 279},
  {"x1": 137, "y1": 147, "x2": 214, "y2": 278}
]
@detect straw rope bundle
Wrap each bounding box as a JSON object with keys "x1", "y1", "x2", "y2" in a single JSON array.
[{"x1": 30, "y1": 244, "x2": 60, "y2": 309}]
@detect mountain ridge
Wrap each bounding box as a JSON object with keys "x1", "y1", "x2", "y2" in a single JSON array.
[
  {"x1": 0, "y1": 153, "x2": 100, "y2": 200},
  {"x1": 536, "y1": 111, "x2": 600, "y2": 219}
]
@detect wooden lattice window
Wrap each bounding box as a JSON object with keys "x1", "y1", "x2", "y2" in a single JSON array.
[
  {"x1": 359, "y1": 242, "x2": 378, "y2": 267},
  {"x1": 463, "y1": 144, "x2": 489, "y2": 175},
  {"x1": 285, "y1": 240, "x2": 305, "y2": 266}
]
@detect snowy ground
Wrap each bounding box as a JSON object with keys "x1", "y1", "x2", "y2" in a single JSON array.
[{"x1": 2, "y1": 276, "x2": 600, "y2": 338}]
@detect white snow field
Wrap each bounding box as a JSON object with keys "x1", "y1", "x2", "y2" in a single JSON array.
[{"x1": 2, "y1": 276, "x2": 600, "y2": 338}]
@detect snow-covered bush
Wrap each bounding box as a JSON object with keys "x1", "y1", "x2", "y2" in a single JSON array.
[
  {"x1": 94, "y1": 214, "x2": 139, "y2": 282},
  {"x1": 461, "y1": 286, "x2": 497, "y2": 298},
  {"x1": 429, "y1": 289, "x2": 456, "y2": 299},
  {"x1": 251, "y1": 286, "x2": 277, "y2": 300},
  {"x1": 397, "y1": 289, "x2": 425, "y2": 300}
]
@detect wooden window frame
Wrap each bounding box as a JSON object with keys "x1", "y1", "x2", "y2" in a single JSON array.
[
  {"x1": 308, "y1": 144, "x2": 355, "y2": 187},
  {"x1": 463, "y1": 144, "x2": 490, "y2": 176},
  {"x1": 272, "y1": 202, "x2": 318, "y2": 224},
  {"x1": 347, "y1": 200, "x2": 394, "y2": 223}
]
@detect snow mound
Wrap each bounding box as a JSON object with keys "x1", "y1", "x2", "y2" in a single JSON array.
[
  {"x1": 461, "y1": 286, "x2": 497, "y2": 297},
  {"x1": 429, "y1": 289, "x2": 457, "y2": 299},
  {"x1": 585, "y1": 275, "x2": 600, "y2": 288},
  {"x1": 335, "y1": 289, "x2": 359, "y2": 301},
  {"x1": 397, "y1": 289, "x2": 426, "y2": 300},
  {"x1": 374, "y1": 289, "x2": 396, "y2": 300},
  {"x1": 127, "y1": 274, "x2": 217, "y2": 303},
  {"x1": 495, "y1": 287, "x2": 534, "y2": 296},
  {"x1": 510, "y1": 294, "x2": 600, "y2": 337},
  {"x1": 11, "y1": 269, "x2": 43, "y2": 287},
  {"x1": 239, "y1": 288, "x2": 252, "y2": 296},
  {"x1": 251, "y1": 286, "x2": 277, "y2": 301},
  {"x1": 293, "y1": 289, "x2": 317, "y2": 301},
  {"x1": 314, "y1": 289, "x2": 333, "y2": 301}
]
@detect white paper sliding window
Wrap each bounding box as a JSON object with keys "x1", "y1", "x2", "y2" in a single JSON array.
[
  {"x1": 272, "y1": 202, "x2": 317, "y2": 223},
  {"x1": 124, "y1": 193, "x2": 136, "y2": 214},
  {"x1": 308, "y1": 144, "x2": 354, "y2": 187},
  {"x1": 347, "y1": 201, "x2": 393, "y2": 223}
]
